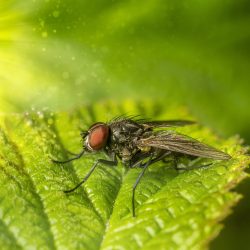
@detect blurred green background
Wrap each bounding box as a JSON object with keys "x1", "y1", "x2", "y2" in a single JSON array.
[{"x1": 0, "y1": 0, "x2": 249, "y2": 249}]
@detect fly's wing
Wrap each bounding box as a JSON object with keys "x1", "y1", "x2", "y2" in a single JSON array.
[
  {"x1": 136, "y1": 131, "x2": 231, "y2": 160},
  {"x1": 140, "y1": 120, "x2": 195, "y2": 128}
]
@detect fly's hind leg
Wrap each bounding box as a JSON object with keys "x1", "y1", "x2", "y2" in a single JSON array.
[
  {"x1": 186, "y1": 162, "x2": 213, "y2": 170},
  {"x1": 173, "y1": 155, "x2": 213, "y2": 171}
]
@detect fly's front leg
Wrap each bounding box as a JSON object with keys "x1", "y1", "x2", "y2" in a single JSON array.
[
  {"x1": 65, "y1": 150, "x2": 80, "y2": 156},
  {"x1": 64, "y1": 153, "x2": 117, "y2": 193},
  {"x1": 51, "y1": 150, "x2": 85, "y2": 164}
]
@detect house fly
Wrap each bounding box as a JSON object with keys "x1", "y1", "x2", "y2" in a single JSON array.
[{"x1": 52, "y1": 117, "x2": 231, "y2": 217}]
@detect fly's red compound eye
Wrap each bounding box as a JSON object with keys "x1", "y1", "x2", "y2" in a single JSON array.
[{"x1": 87, "y1": 123, "x2": 109, "y2": 151}]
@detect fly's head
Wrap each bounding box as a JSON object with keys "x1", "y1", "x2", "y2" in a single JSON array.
[{"x1": 81, "y1": 122, "x2": 110, "y2": 152}]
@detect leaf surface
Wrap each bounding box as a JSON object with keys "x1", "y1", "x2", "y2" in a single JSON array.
[{"x1": 0, "y1": 102, "x2": 249, "y2": 249}]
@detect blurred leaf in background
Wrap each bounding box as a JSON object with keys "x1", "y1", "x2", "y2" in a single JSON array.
[
  {"x1": 0, "y1": 0, "x2": 250, "y2": 249},
  {"x1": 1, "y1": 0, "x2": 250, "y2": 140}
]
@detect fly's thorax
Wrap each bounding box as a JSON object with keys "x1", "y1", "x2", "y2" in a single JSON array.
[
  {"x1": 106, "y1": 123, "x2": 138, "y2": 161},
  {"x1": 109, "y1": 120, "x2": 144, "y2": 144}
]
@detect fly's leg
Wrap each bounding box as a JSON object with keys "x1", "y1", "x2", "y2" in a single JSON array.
[
  {"x1": 176, "y1": 163, "x2": 212, "y2": 171},
  {"x1": 187, "y1": 157, "x2": 213, "y2": 170},
  {"x1": 130, "y1": 151, "x2": 171, "y2": 217},
  {"x1": 172, "y1": 154, "x2": 181, "y2": 170},
  {"x1": 185, "y1": 162, "x2": 213, "y2": 170},
  {"x1": 131, "y1": 151, "x2": 171, "y2": 168},
  {"x1": 64, "y1": 155, "x2": 117, "y2": 193},
  {"x1": 132, "y1": 155, "x2": 153, "y2": 217},
  {"x1": 50, "y1": 150, "x2": 85, "y2": 164},
  {"x1": 162, "y1": 153, "x2": 175, "y2": 166},
  {"x1": 174, "y1": 156, "x2": 213, "y2": 171},
  {"x1": 150, "y1": 151, "x2": 171, "y2": 164},
  {"x1": 162, "y1": 158, "x2": 172, "y2": 164}
]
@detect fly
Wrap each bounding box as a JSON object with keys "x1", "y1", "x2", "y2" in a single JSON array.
[{"x1": 52, "y1": 117, "x2": 231, "y2": 217}]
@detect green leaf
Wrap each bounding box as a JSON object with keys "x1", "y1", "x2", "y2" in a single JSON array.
[{"x1": 0, "y1": 102, "x2": 249, "y2": 249}]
